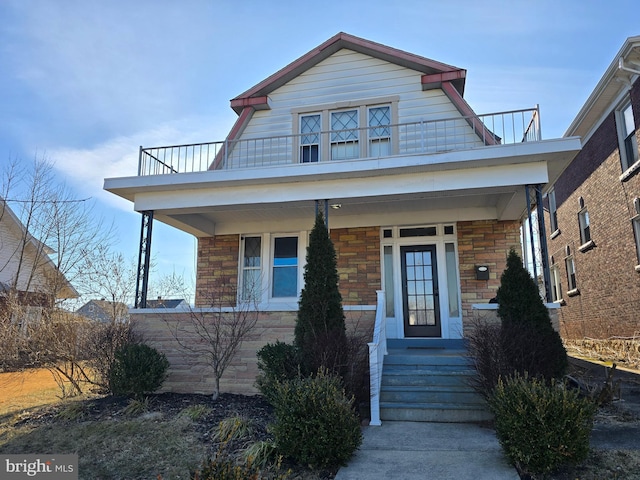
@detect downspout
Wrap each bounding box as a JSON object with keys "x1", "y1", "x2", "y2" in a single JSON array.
[{"x1": 619, "y1": 57, "x2": 640, "y2": 76}]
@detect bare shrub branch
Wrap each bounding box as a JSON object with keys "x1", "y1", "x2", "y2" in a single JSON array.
[{"x1": 165, "y1": 279, "x2": 259, "y2": 399}]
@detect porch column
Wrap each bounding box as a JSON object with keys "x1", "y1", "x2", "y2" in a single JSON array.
[
  {"x1": 135, "y1": 210, "x2": 154, "y2": 309},
  {"x1": 534, "y1": 185, "x2": 552, "y2": 303}
]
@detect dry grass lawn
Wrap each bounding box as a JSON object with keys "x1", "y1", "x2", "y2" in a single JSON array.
[{"x1": 0, "y1": 368, "x2": 62, "y2": 417}]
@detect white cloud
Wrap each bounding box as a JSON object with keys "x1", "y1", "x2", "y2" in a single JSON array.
[{"x1": 48, "y1": 114, "x2": 235, "y2": 211}]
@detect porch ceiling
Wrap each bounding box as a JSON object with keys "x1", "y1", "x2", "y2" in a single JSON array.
[{"x1": 154, "y1": 186, "x2": 526, "y2": 236}]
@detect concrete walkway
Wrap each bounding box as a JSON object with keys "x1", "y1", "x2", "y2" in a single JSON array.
[{"x1": 335, "y1": 421, "x2": 519, "y2": 480}]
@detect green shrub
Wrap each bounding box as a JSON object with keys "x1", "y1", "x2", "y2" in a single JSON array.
[
  {"x1": 108, "y1": 343, "x2": 169, "y2": 399},
  {"x1": 270, "y1": 369, "x2": 362, "y2": 469},
  {"x1": 256, "y1": 341, "x2": 300, "y2": 403},
  {"x1": 488, "y1": 374, "x2": 597, "y2": 477},
  {"x1": 495, "y1": 248, "x2": 568, "y2": 383}
]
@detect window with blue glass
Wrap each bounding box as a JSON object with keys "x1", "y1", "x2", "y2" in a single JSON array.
[{"x1": 272, "y1": 237, "x2": 298, "y2": 297}]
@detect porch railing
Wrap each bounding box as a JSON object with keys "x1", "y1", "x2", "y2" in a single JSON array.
[
  {"x1": 138, "y1": 107, "x2": 541, "y2": 176},
  {"x1": 368, "y1": 290, "x2": 387, "y2": 426}
]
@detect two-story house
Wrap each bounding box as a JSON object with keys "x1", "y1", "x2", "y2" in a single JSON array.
[
  {"x1": 1, "y1": 198, "x2": 77, "y2": 320},
  {"x1": 546, "y1": 36, "x2": 640, "y2": 340},
  {"x1": 104, "y1": 33, "x2": 580, "y2": 413}
]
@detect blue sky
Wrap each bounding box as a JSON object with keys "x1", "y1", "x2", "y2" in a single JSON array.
[{"x1": 1, "y1": 0, "x2": 638, "y2": 291}]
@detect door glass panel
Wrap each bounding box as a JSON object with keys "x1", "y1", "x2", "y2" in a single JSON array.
[
  {"x1": 383, "y1": 245, "x2": 395, "y2": 317},
  {"x1": 445, "y1": 243, "x2": 460, "y2": 317},
  {"x1": 403, "y1": 246, "x2": 438, "y2": 331}
]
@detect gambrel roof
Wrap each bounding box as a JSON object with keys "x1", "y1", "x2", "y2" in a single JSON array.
[{"x1": 230, "y1": 32, "x2": 467, "y2": 114}]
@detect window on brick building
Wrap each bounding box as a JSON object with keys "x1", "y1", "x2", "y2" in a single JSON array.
[
  {"x1": 578, "y1": 207, "x2": 591, "y2": 245},
  {"x1": 550, "y1": 256, "x2": 563, "y2": 302},
  {"x1": 633, "y1": 215, "x2": 640, "y2": 266},
  {"x1": 565, "y1": 250, "x2": 578, "y2": 294},
  {"x1": 548, "y1": 189, "x2": 559, "y2": 234},
  {"x1": 617, "y1": 101, "x2": 639, "y2": 172}
]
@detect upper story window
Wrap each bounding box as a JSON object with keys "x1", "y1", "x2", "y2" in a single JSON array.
[
  {"x1": 548, "y1": 189, "x2": 558, "y2": 234},
  {"x1": 293, "y1": 96, "x2": 399, "y2": 163},
  {"x1": 618, "y1": 101, "x2": 639, "y2": 172},
  {"x1": 633, "y1": 215, "x2": 640, "y2": 267},
  {"x1": 368, "y1": 106, "x2": 391, "y2": 156},
  {"x1": 578, "y1": 207, "x2": 591, "y2": 245},
  {"x1": 331, "y1": 110, "x2": 359, "y2": 160},
  {"x1": 577, "y1": 196, "x2": 594, "y2": 252},
  {"x1": 633, "y1": 198, "x2": 640, "y2": 268},
  {"x1": 300, "y1": 114, "x2": 321, "y2": 163}
]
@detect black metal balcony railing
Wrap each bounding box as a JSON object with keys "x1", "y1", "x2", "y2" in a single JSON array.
[{"x1": 138, "y1": 107, "x2": 540, "y2": 176}]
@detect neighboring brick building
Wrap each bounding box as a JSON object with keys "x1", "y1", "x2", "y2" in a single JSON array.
[
  {"x1": 106, "y1": 33, "x2": 579, "y2": 395},
  {"x1": 547, "y1": 36, "x2": 640, "y2": 339}
]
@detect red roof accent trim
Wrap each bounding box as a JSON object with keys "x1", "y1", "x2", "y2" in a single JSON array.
[
  {"x1": 422, "y1": 70, "x2": 466, "y2": 94},
  {"x1": 230, "y1": 96, "x2": 270, "y2": 112},
  {"x1": 231, "y1": 32, "x2": 466, "y2": 114},
  {"x1": 441, "y1": 82, "x2": 498, "y2": 146},
  {"x1": 209, "y1": 107, "x2": 255, "y2": 170}
]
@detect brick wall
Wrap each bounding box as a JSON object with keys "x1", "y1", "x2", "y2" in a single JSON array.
[
  {"x1": 457, "y1": 220, "x2": 521, "y2": 330},
  {"x1": 548, "y1": 78, "x2": 640, "y2": 339},
  {"x1": 132, "y1": 309, "x2": 374, "y2": 395},
  {"x1": 331, "y1": 226, "x2": 381, "y2": 305}
]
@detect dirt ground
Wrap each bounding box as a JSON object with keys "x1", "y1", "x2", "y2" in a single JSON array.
[{"x1": 0, "y1": 368, "x2": 62, "y2": 416}]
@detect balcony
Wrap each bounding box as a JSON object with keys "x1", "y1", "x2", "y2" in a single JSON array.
[{"x1": 138, "y1": 107, "x2": 541, "y2": 176}]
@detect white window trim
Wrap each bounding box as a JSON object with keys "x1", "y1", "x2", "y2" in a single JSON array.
[
  {"x1": 269, "y1": 234, "x2": 302, "y2": 301},
  {"x1": 292, "y1": 96, "x2": 400, "y2": 163},
  {"x1": 550, "y1": 264, "x2": 563, "y2": 303},
  {"x1": 237, "y1": 232, "x2": 307, "y2": 308},
  {"x1": 239, "y1": 235, "x2": 262, "y2": 303}
]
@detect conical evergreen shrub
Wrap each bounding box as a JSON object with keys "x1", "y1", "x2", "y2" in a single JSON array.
[
  {"x1": 497, "y1": 249, "x2": 551, "y2": 328},
  {"x1": 294, "y1": 212, "x2": 347, "y2": 375},
  {"x1": 496, "y1": 248, "x2": 567, "y2": 381}
]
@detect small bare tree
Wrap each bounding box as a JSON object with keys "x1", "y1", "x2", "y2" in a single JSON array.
[{"x1": 166, "y1": 279, "x2": 259, "y2": 400}]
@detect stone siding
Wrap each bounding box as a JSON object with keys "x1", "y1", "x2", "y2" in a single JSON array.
[
  {"x1": 132, "y1": 309, "x2": 374, "y2": 395},
  {"x1": 457, "y1": 219, "x2": 522, "y2": 332},
  {"x1": 331, "y1": 226, "x2": 381, "y2": 305}
]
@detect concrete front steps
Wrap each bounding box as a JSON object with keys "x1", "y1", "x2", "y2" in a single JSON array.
[{"x1": 380, "y1": 338, "x2": 491, "y2": 423}]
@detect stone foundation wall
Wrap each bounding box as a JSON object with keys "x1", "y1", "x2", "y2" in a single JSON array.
[{"x1": 132, "y1": 309, "x2": 375, "y2": 395}]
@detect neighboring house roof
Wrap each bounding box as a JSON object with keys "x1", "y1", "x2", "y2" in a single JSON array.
[
  {"x1": 76, "y1": 299, "x2": 129, "y2": 323},
  {"x1": 565, "y1": 35, "x2": 640, "y2": 141},
  {"x1": 0, "y1": 198, "x2": 78, "y2": 300},
  {"x1": 145, "y1": 298, "x2": 189, "y2": 309}
]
